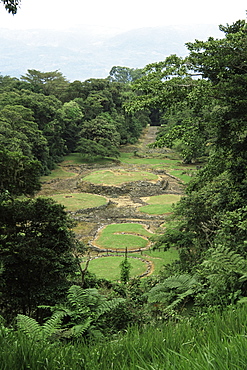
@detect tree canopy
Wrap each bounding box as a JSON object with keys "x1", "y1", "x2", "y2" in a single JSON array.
[{"x1": 0, "y1": 197, "x2": 78, "y2": 318}]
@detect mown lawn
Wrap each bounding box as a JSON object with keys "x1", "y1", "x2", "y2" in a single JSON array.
[
  {"x1": 80, "y1": 247, "x2": 179, "y2": 280},
  {"x1": 82, "y1": 169, "x2": 158, "y2": 185},
  {"x1": 139, "y1": 194, "x2": 182, "y2": 214},
  {"x1": 119, "y1": 152, "x2": 181, "y2": 167},
  {"x1": 40, "y1": 166, "x2": 77, "y2": 181},
  {"x1": 101, "y1": 223, "x2": 153, "y2": 237},
  {"x1": 94, "y1": 223, "x2": 153, "y2": 250},
  {"x1": 169, "y1": 169, "x2": 193, "y2": 183},
  {"x1": 95, "y1": 233, "x2": 148, "y2": 250},
  {"x1": 81, "y1": 256, "x2": 148, "y2": 281},
  {"x1": 49, "y1": 193, "x2": 107, "y2": 211},
  {"x1": 143, "y1": 247, "x2": 179, "y2": 275}
]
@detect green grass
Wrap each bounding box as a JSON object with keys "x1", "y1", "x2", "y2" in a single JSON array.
[
  {"x1": 40, "y1": 166, "x2": 77, "y2": 181},
  {"x1": 94, "y1": 223, "x2": 153, "y2": 250},
  {"x1": 82, "y1": 248, "x2": 178, "y2": 280},
  {"x1": 143, "y1": 247, "x2": 179, "y2": 275},
  {"x1": 95, "y1": 233, "x2": 149, "y2": 250},
  {"x1": 2, "y1": 304, "x2": 247, "y2": 369},
  {"x1": 120, "y1": 152, "x2": 181, "y2": 167},
  {"x1": 139, "y1": 194, "x2": 181, "y2": 214},
  {"x1": 169, "y1": 169, "x2": 194, "y2": 183},
  {"x1": 100, "y1": 223, "x2": 153, "y2": 237},
  {"x1": 82, "y1": 169, "x2": 158, "y2": 185},
  {"x1": 81, "y1": 256, "x2": 147, "y2": 280},
  {"x1": 49, "y1": 193, "x2": 107, "y2": 211},
  {"x1": 62, "y1": 153, "x2": 116, "y2": 165}
]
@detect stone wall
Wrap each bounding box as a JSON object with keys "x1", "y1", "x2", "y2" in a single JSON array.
[{"x1": 76, "y1": 177, "x2": 179, "y2": 197}]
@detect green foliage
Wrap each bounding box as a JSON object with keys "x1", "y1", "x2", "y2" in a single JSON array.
[
  {"x1": 108, "y1": 66, "x2": 143, "y2": 83},
  {"x1": 43, "y1": 285, "x2": 125, "y2": 340},
  {"x1": 120, "y1": 254, "x2": 132, "y2": 283},
  {"x1": 16, "y1": 312, "x2": 65, "y2": 341},
  {"x1": 146, "y1": 274, "x2": 198, "y2": 316},
  {"x1": 0, "y1": 149, "x2": 41, "y2": 196},
  {"x1": 77, "y1": 116, "x2": 120, "y2": 158},
  {"x1": 59, "y1": 100, "x2": 84, "y2": 152},
  {"x1": 21, "y1": 69, "x2": 69, "y2": 98},
  {"x1": 0, "y1": 197, "x2": 78, "y2": 319},
  {"x1": 2, "y1": 305, "x2": 247, "y2": 369},
  {"x1": 195, "y1": 245, "x2": 247, "y2": 306}
]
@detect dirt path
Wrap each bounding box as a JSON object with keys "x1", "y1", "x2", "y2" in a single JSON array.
[{"x1": 139, "y1": 125, "x2": 159, "y2": 148}]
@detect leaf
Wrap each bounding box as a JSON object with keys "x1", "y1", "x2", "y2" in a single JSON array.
[
  {"x1": 42, "y1": 311, "x2": 65, "y2": 339},
  {"x1": 16, "y1": 314, "x2": 43, "y2": 340}
]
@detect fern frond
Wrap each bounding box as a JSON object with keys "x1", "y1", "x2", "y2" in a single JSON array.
[
  {"x1": 42, "y1": 311, "x2": 65, "y2": 339},
  {"x1": 70, "y1": 317, "x2": 92, "y2": 338},
  {"x1": 16, "y1": 314, "x2": 43, "y2": 340},
  {"x1": 58, "y1": 317, "x2": 92, "y2": 339},
  {"x1": 95, "y1": 298, "x2": 125, "y2": 319},
  {"x1": 162, "y1": 274, "x2": 197, "y2": 292},
  {"x1": 146, "y1": 274, "x2": 197, "y2": 307},
  {"x1": 202, "y1": 245, "x2": 247, "y2": 274},
  {"x1": 164, "y1": 289, "x2": 194, "y2": 313},
  {"x1": 67, "y1": 285, "x2": 99, "y2": 310}
]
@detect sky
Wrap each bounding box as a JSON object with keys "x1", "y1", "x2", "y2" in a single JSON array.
[{"x1": 0, "y1": 0, "x2": 246, "y2": 33}]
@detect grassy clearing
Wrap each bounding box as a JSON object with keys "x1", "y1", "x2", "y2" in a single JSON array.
[
  {"x1": 62, "y1": 153, "x2": 117, "y2": 165},
  {"x1": 101, "y1": 223, "x2": 153, "y2": 237},
  {"x1": 94, "y1": 223, "x2": 153, "y2": 250},
  {"x1": 40, "y1": 166, "x2": 77, "y2": 181},
  {"x1": 139, "y1": 194, "x2": 181, "y2": 214},
  {"x1": 120, "y1": 152, "x2": 181, "y2": 167},
  {"x1": 95, "y1": 233, "x2": 148, "y2": 250},
  {"x1": 49, "y1": 193, "x2": 107, "y2": 211},
  {"x1": 81, "y1": 256, "x2": 147, "y2": 280},
  {"x1": 169, "y1": 169, "x2": 194, "y2": 183},
  {"x1": 81, "y1": 247, "x2": 178, "y2": 280},
  {"x1": 82, "y1": 169, "x2": 158, "y2": 185},
  {"x1": 119, "y1": 153, "x2": 196, "y2": 183},
  {"x1": 143, "y1": 247, "x2": 179, "y2": 275}
]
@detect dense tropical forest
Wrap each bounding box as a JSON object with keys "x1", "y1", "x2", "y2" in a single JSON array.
[{"x1": 1, "y1": 17, "x2": 247, "y2": 369}]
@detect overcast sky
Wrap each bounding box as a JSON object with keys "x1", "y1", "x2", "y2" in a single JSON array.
[{"x1": 0, "y1": 0, "x2": 246, "y2": 32}]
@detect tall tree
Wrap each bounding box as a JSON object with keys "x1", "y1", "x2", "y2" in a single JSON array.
[
  {"x1": 0, "y1": 149, "x2": 41, "y2": 197},
  {"x1": 0, "y1": 197, "x2": 78, "y2": 319},
  {"x1": 77, "y1": 116, "x2": 120, "y2": 158},
  {"x1": 21, "y1": 70, "x2": 69, "y2": 98},
  {"x1": 108, "y1": 66, "x2": 143, "y2": 83}
]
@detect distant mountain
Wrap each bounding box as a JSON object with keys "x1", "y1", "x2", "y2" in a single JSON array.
[{"x1": 0, "y1": 24, "x2": 222, "y2": 81}]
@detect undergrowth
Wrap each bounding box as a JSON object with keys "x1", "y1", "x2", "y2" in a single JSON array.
[{"x1": 1, "y1": 304, "x2": 247, "y2": 370}]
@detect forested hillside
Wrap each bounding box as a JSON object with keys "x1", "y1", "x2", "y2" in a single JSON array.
[
  {"x1": 1, "y1": 18, "x2": 247, "y2": 369},
  {"x1": 0, "y1": 68, "x2": 149, "y2": 195}
]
